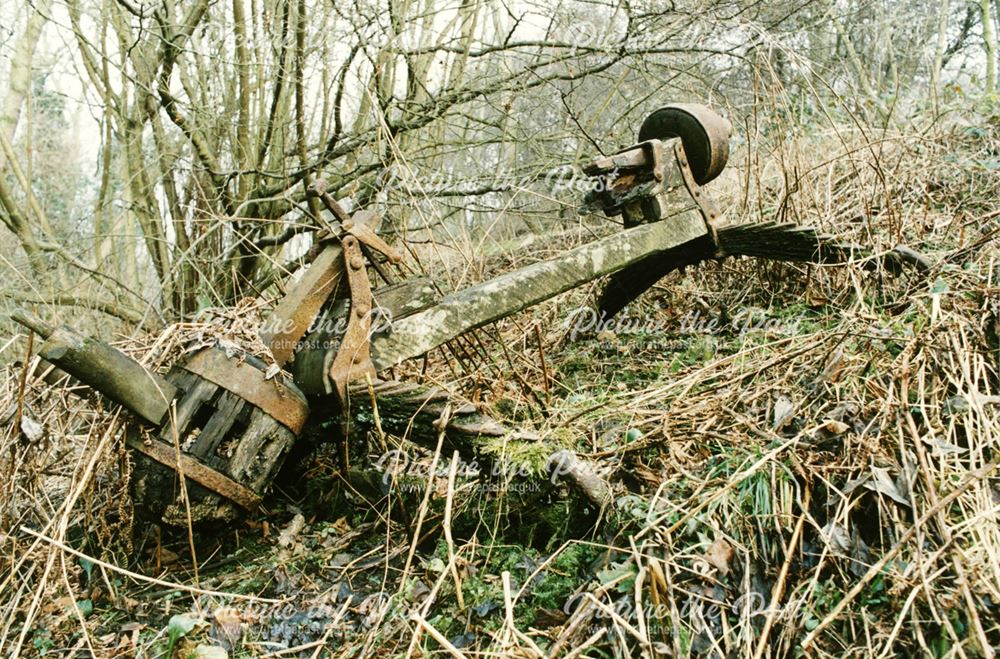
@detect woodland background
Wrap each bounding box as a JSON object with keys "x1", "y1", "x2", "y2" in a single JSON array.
[{"x1": 0, "y1": 0, "x2": 998, "y2": 657}]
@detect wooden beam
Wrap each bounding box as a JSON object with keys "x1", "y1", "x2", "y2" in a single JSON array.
[
  {"x1": 10, "y1": 312, "x2": 178, "y2": 426},
  {"x1": 368, "y1": 209, "x2": 707, "y2": 372}
]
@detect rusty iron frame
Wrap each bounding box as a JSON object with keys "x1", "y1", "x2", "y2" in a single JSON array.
[
  {"x1": 127, "y1": 435, "x2": 263, "y2": 511},
  {"x1": 181, "y1": 348, "x2": 309, "y2": 434},
  {"x1": 258, "y1": 179, "x2": 405, "y2": 472},
  {"x1": 324, "y1": 235, "x2": 378, "y2": 403}
]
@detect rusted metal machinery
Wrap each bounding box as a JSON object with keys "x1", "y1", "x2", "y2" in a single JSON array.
[{"x1": 12, "y1": 104, "x2": 900, "y2": 525}]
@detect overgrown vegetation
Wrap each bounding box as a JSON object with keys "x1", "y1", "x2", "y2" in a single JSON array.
[{"x1": 2, "y1": 0, "x2": 999, "y2": 657}]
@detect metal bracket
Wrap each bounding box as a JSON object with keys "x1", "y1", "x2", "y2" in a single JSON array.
[
  {"x1": 343, "y1": 210, "x2": 403, "y2": 264},
  {"x1": 263, "y1": 179, "x2": 400, "y2": 386},
  {"x1": 325, "y1": 234, "x2": 378, "y2": 403},
  {"x1": 580, "y1": 139, "x2": 682, "y2": 226},
  {"x1": 675, "y1": 141, "x2": 724, "y2": 256}
]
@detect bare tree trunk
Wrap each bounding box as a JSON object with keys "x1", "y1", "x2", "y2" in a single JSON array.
[
  {"x1": 982, "y1": 0, "x2": 998, "y2": 93},
  {"x1": 0, "y1": 0, "x2": 54, "y2": 272},
  {"x1": 932, "y1": 0, "x2": 951, "y2": 113},
  {"x1": 0, "y1": 0, "x2": 52, "y2": 169}
]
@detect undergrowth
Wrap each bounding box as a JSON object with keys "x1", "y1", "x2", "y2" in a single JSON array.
[{"x1": 1, "y1": 112, "x2": 998, "y2": 658}]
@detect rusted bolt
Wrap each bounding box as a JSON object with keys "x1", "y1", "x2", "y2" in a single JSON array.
[
  {"x1": 350, "y1": 256, "x2": 364, "y2": 269},
  {"x1": 355, "y1": 302, "x2": 369, "y2": 316}
]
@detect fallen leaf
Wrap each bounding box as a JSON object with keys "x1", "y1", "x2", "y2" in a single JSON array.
[
  {"x1": 815, "y1": 348, "x2": 846, "y2": 383},
  {"x1": 864, "y1": 466, "x2": 911, "y2": 507},
  {"x1": 213, "y1": 608, "x2": 242, "y2": 643},
  {"x1": 848, "y1": 530, "x2": 872, "y2": 578},
  {"x1": 156, "y1": 547, "x2": 180, "y2": 567},
  {"x1": 450, "y1": 632, "x2": 478, "y2": 648},
  {"x1": 166, "y1": 613, "x2": 203, "y2": 646},
  {"x1": 193, "y1": 644, "x2": 228, "y2": 659},
  {"x1": 330, "y1": 516, "x2": 351, "y2": 534},
  {"x1": 842, "y1": 475, "x2": 869, "y2": 495},
  {"x1": 407, "y1": 579, "x2": 431, "y2": 603},
  {"x1": 925, "y1": 437, "x2": 965, "y2": 454},
  {"x1": 20, "y1": 415, "x2": 43, "y2": 442},
  {"x1": 818, "y1": 419, "x2": 850, "y2": 436},
  {"x1": 772, "y1": 395, "x2": 795, "y2": 431},
  {"x1": 473, "y1": 599, "x2": 500, "y2": 617},
  {"x1": 820, "y1": 523, "x2": 851, "y2": 556},
  {"x1": 703, "y1": 537, "x2": 734, "y2": 575},
  {"x1": 805, "y1": 289, "x2": 830, "y2": 308}
]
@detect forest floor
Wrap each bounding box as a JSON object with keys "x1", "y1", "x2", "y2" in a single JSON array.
[{"x1": 1, "y1": 119, "x2": 999, "y2": 658}]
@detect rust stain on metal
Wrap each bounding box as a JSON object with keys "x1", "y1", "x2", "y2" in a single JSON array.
[
  {"x1": 307, "y1": 178, "x2": 352, "y2": 224},
  {"x1": 326, "y1": 236, "x2": 377, "y2": 401},
  {"x1": 127, "y1": 435, "x2": 263, "y2": 511},
  {"x1": 343, "y1": 210, "x2": 402, "y2": 264},
  {"x1": 637, "y1": 103, "x2": 731, "y2": 185},
  {"x1": 675, "y1": 140, "x2": 723, "y2": 249},
  {"x1": 180, "y1": 348, "x2": 309, "y2": 434}
]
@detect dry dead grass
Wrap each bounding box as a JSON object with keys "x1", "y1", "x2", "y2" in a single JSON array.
[{"x1": 0, "y1": 112, "x2": 998, "y2": 658}]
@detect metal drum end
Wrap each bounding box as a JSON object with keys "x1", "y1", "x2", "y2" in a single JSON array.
[{"x1": 638, "y1": 104, "x2": 732, "y2": 185}]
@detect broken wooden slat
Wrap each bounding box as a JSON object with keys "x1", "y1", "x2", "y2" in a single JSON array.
[{"x1": 259, "y1": 243, "x2": 344, "y2": 367}]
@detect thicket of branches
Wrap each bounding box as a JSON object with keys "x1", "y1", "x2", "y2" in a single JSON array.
[{"x1": 0, "y1": 0, "x2": 997, "y2": 332}]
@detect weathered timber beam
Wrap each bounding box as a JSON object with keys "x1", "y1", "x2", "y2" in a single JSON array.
[
  {"x1": 260, "y1": 243, "x2": 343, "y2": 366},
  {"x1": 344, "y1": 379, "x2": 613, "y2": 509},
  {"x1": 368, "y1": 210, "x2": 707, "y2": 372},
  {"x1": 11, "y1": 310, "x2": 177, "y2": 425}
]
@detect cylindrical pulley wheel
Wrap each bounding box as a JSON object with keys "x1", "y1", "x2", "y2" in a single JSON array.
[
  {"x1": 128, "y1": 347, "x2": 309, "y2": 527},
  {"x1": 637, "y1": 104, "x2": 732, "y2": 185}
]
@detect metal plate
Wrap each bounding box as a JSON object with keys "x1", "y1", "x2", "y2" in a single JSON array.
[
  {"x1": 638, "y1": 104, "x2": 731, "y2": 185},
  {"x1": 180, "y1": 348, "x2": 309, "y2": 434},
  {"x1": 127, "y1": 435, "x2": 263, "y2": 511}
]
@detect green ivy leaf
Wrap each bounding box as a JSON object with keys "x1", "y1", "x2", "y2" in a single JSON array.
[
  {"x1": 71, "y1": 600, "x2": 93, "y2": 618},
  {"x1": 166, "y1": 613, "x2": 203, "y2": 648}
]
